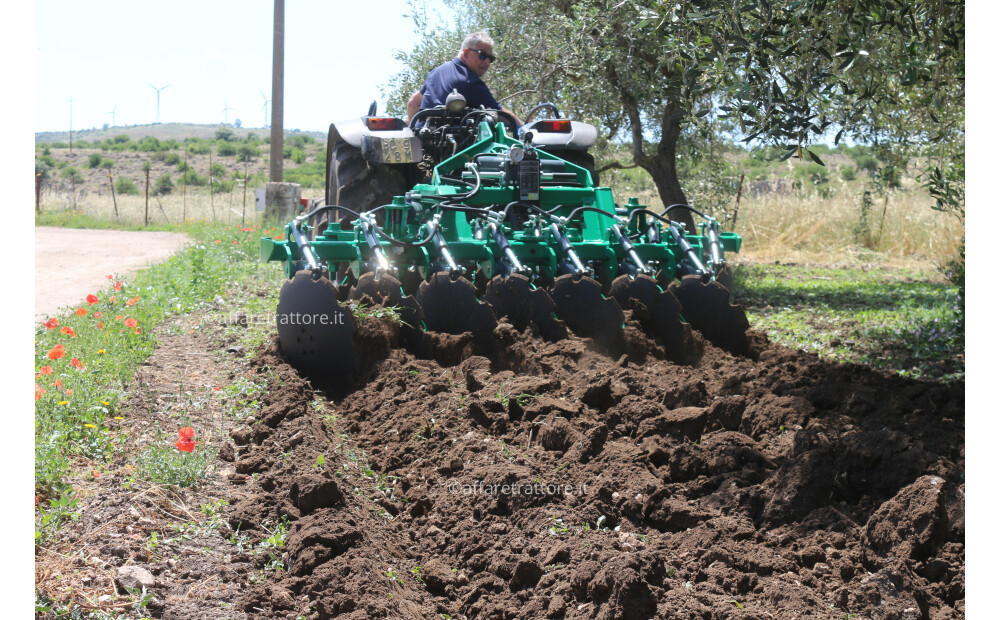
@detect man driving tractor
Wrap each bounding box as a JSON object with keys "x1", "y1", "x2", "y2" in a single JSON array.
[{"x1": 406, "y1": 31, "x2": 523, "y2": 127}]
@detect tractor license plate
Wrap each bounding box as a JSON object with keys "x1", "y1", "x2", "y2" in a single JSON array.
[{"x1": 363, "y1": 136, "x2": 422, "y2": 164}]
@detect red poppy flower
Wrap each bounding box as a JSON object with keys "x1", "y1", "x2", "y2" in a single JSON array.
[
  {"x1": 232, "y1": 240, "x2": 238, "y2": 245},
  {"x1": 38, "y1": 365, "x2": 53, "y2": 375},
  {"x1": 97, "y1": 321, "x2": 104, "y2": 329},
  {"x1": 47, "y1": 344, "x2": 66, "y2": 360},
  {"x1": 94, "y1": 312, "x2": 102, "y2": 319},
  {"x1": 106, "y1": 274, "x2": 113, "y2": 280},
  {"x1": 134, "y1": 328, "x2": 142, "y2": 335},
  {"x1": 75, "y1": 308, "x2": 87, "y2": 316},
  {"x1": 115, "y1": 315, "x2": 124, "y2": 321},
  {"x1": 70, "y1": 358, "x2": 85, "y2": 370},
  {"x1": 124, "y1": 318, "x2": 138, "y2": 328},
  {"x1": 52, "y1": 379, "x2": 63, "y2": 388},
  {"x1": 61, "y1": 326, "x2": 76, "y2": 337},
  {"x1": 176, "y1": 427, "x2": 196, "y2": 452},
  {"x1": 114, "y1": 282, "x2": 123, "y2": 291},
  {"x1": 44, "y1": 318, "x2": 58, "y2": 330},
  {"x1": 86, "y1": 294, "x2": 99, "y2": 305},
  {"x1": 126, "y1": 296, "x2": 139, "y2": 306},
  {"x1": 35, "y1": 384, "x2": 45, "y2": 401},
  {"x1": 110, "y1": 295, "x2": 117, "y2": 303}
]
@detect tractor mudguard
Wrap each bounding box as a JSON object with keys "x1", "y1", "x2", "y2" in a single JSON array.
[
  {"x1": 524, "y1": 120, "x2": 598, "y2": 150},
  {"x1": 328, "y1": 118, "x2": 423, "y2": 165}
]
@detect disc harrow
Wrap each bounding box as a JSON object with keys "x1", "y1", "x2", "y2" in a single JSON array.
[{"x1": 261, "y1": 105, "x2": 750, "y2": 385}]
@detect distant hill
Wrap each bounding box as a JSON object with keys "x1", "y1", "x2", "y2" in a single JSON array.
[{"x1": 35, "y1": 122, "x2": 326, "y2": 145}]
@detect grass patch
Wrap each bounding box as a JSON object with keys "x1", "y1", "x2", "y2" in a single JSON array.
[
  {"x1": 34, "y1": 220, "x2": 287, "y2": 535},
  {"x1": 733, "y1": 263, "x2": 964, "y2": 382}
]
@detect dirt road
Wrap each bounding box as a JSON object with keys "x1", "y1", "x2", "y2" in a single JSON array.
[{"x1": 34, "y1": 227, "x2": 190, "y2": 323}]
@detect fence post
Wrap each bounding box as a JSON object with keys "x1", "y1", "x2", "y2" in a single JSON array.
[
  {"x1": 144, "y1": 168, "x2": 150, "y2": 226},
  {"x1": 731, "y1": 172, "x2": 745, "y2": 228},
  {"x1": 36, "y1": 173, "x2": 42, "y2": 212}
]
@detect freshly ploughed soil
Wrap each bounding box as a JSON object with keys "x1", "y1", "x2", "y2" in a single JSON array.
[{"x1": 225, "y1": 312, "x2": 964, "y2": 619}]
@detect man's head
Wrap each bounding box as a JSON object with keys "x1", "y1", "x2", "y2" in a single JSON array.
[{"x1": 457, "y1": 31, "x2": 495, "y2": 77}]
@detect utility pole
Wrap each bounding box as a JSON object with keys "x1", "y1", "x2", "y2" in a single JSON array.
[{"x1": 269, "y1": 0, "x2": 284, "y2": 182}]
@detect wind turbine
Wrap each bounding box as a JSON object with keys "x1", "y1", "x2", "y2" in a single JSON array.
[
  {"x1": 148, "y1": 83, "x2": 170, "y2": 124},
  {"x1": 106, "y1": 104, "x2": 118, "y2": 127},
  {"x1": 221, "y1": 99, "x2": 235, "y2": 125},
  {"x1": 260, "y1": 90, "x2": 271, "y2": 128}
]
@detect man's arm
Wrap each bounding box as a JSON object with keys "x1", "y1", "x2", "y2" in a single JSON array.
[
  {"x1": 500, "y1": 105, "x2": 523, "y2": 128},
  {"x1": 406, "y1": 91, "x2": 423, "y2": 123}
]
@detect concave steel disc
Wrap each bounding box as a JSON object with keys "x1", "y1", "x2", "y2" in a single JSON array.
[
  {"x1": 551, "y1": 274, "x2": 626, "y2": 357},
  {"x1": 668, "y1": 275, "x2": 750, "y2": 356},
  {"x1": 415, "y1": 272, "x2": 498, "y2": 341},
  {"x1": 349, "y1": 272, "x2": 426, "y2": 349},
  {"x1": 609, "y1": 274, "x2": 698, "y2": 364},
  {"x1": 484, "y1": 273, "x2": 568, "y2": 342},
  {"x1": 276, "y1": 271, "x2": 358, "y2": 379}
]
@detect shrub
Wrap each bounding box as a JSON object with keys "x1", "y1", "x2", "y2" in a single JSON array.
[
  {"x1": 112, "y1": 134, "x2": 130, "y2": 144},
  {"x1": 115, "y1": 177, "x2": 140, "y2": 195},
  {"x1": 217, "y1": 141, "x2": 237, "y2": 156},
  {"x1": 154, "y1": 174, "x2": 174, "y2": 194},
  {"x1": 35, "y1": 159, "x2": 53, "y2": 181},
  {"x1": 61, "y1": 167, "x2": 84, "y2": 184},
  {"x1": 793, "y1": 163, "x2": 829, "y2": 186},
  {"x1": 164, "y1": 152, "x2": 181, "y2": 166},
  {"x1": 853, "y1": 154, "x2": 879, "y2": 173},
  {"x1": 839, "y1": 165, "x2": 857, "y2": 181},
  {"x1": 236, "y1": 144, "x2": 259, "y2": 161},
  {"x1": 137, "y1": 136, "x2": 165, "y2": 152},
  {"x1": 291, "y1": 148, "x2": 306, "y2": 164},
  {"x1": 187, "y1": 142, "x2": 211, "y2": 155},
  {"x1": 87, "y1": 153, "x2": 103, "y2": 168},
  {"x1": 179, "y1": 169, "x2": 207, "y2": 186},
  {"x1": 215, "y1": 127, "x2": 236, "y2": 142},
  {"x1": 151, "y1": 151, "x2": 168, "y2": 162},
  {"x1": 209, "y1": 163, "x2": 226, "y2": 177}
]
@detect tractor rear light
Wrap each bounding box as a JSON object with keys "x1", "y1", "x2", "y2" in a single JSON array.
[
  {"x1": 367, "y1": 117, "x2": 401, "y2": 131},
  {"x1": 536, "y1": 119, "x2": 571, "y2": 133}
]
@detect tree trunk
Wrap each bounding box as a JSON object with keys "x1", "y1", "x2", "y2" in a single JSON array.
[
  {"x1": 643, "y1": 103, "x2": 695, "y2": 230},
  {"x1": 617, "y1": 86, "x2": 696, "y2": 230}
]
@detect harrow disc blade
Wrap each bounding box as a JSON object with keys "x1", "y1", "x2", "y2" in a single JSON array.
[
  {"x1": 349, "y1": 272, "x2": 426, "y2": 350},
  {"x1": 668, "y1": 275, "x2": 750, "y2": 356},
  {"x1": 276, "y1": 271, "x2": 358, "y2": 379},
  {"x1": 609, "y1": 274, "x2": 699, "y2": 364},
  {"x1": 551, "y1": 274, "x2": 626, "y2": 356},
  {"x1": 483, "y1": 274, "x2": 568, "y2": 342},
  {"x1": 415, "y1": 272, "x2": 498, "y2": 342}
]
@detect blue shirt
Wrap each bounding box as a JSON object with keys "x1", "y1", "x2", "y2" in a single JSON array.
[{"x1": 420, "y1": 58, "x2": 501, "y2": 111}]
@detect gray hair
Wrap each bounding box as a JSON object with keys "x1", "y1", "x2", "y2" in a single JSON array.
[{"x1": 458, "y1": 31, "x2": 494, "y2": 56}]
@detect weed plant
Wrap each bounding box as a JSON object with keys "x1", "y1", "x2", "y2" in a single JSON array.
[{"x1": 34, "y1": 221, "x2": 285, "y2": 515}]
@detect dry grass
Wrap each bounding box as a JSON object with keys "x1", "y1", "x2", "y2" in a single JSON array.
[
  {"x1": 616, "y1": 182, "x2": 963, "y2": 269},
  {"x1": 731, "y1": 187, "x2": 963, "y2": 268},
  {"x1": 37, "y1": 187, "x2": 265, "y2": 227}
]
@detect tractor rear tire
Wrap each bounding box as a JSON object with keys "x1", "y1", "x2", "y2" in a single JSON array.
[
  {"x1": 556, "y1": 150, "x2": 599, "y2": 186},
  {"x1": 326, "y1": 140, "x2": 408, "y2": 228}
]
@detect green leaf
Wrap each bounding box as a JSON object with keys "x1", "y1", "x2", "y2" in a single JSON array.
[{"x1": 805, "y1": 148, "x2": 825, "y2": 166}]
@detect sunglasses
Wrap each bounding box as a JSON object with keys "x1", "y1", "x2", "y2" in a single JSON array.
[{"x1": 468, "y1": 48, "x2": 496, "y2": 63}]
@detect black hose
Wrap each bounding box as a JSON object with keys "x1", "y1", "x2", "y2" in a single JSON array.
[{"x1": 660, "y1": 203, "x2": 711, "y2": 221}]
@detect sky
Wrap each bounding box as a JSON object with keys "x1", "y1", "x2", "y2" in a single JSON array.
[{"x1": 35, "y1": 0, "x2": 454, "y2": 133}]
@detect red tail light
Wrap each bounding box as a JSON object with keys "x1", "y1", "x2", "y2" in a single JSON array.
[
  {"x1": 366, "y1": 117, "x2": 401, "y2": 131},
  {"x1": 536, "y1": 119, "x2": 571, "y2": 133}
]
